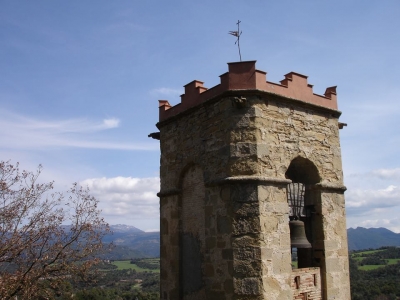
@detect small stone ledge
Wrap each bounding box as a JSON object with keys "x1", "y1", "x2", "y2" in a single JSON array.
[
  {"x1": 157, "y1": 181, "x2": 346, "y2": 197},
  {"x1": 313, "y1": 182, "x2": 347, "y2": 192},
  {"x1": 291, "y1": 267, "x2": 320, "y2": 274},
  {"x1": 205, "y1": 176, "x2": 291, "y2": 186},
  {"x1": 157, "y1": 189, "x2": 181, "y2": 197}
]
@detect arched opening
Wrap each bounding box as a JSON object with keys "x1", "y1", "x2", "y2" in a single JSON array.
[
  {"x1": 285, "y1": 156, "x2": 320, "y2": 185},
  {"x1": 285, "y1": 157, "x2": 320, "y2": 269},
  {"x1": 179, "y1": 164, "x2": 206, "y2": 299}
]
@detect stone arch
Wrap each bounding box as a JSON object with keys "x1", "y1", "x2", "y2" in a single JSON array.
[
  {"x1": 285, "y1": 156, "x2": 320, "y2": 184},
  {"x1": 178, "y1": 164, "x2": 206, "y2": 299},
  {"x1": 177, "y1": 161, "x2": 197, "y2": 187},
  {"x1": 285, "y1": 156, "x2": 322, "y2": 270}
]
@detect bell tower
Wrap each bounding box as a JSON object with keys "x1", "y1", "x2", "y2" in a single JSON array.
[{"x1": 154, "y1": 61, "x2": 350, "y2": 299}]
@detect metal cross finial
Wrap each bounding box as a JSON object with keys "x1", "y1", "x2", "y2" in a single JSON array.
[{"x1": 229, "y1": 20, "x2": 242, "y2": 61}]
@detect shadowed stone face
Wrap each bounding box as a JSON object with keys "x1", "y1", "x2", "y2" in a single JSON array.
[
  {"x1": 180, "y1": 165, "x2": 206, "y2": 299},
  {"x1": 181, "y1": 233, "x2": 203, "y2": 295}
]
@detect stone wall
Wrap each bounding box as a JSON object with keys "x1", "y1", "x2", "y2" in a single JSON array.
[{"x1": 157, "y1": 62, "x2": 350, "y2": 299}]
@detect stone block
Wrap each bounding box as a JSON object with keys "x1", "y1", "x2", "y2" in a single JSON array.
[
  {"x1": 222, "y1": 249, "x2": 233, "y2": 260},
  {"x1": 260, "y1": 215, "x2": 279, "y2": 232},
  {"x1": 324, "y1": 240, "x2": 339, "y2": 251},
  {"x1": 234, "y1": 277, "x2": 262, "y2": 295},
  {"x1": 206, "y1": 237, "x2": 217, "y2": 249},
  {"x1": 220, "y1": 186, "x2": 230, "y2": 203},
  {"x1": 217, "y1": 240, "x2": 226, "y2": 248},
  {"x1": 231, "y1": 184, "x2": 258, "y2": 203},
  {"x1": 232, "y1": 235, "x2": 259, "y2": 248},
  {"x1": 224, "y1": 279, "x2": 234, "y2": 293},
  {"x1": 217, "y1": 215, "x2": 231, "y2": 234},
  {"x1": 170, "y1": 259, "x2": 179, "y2": 273},
  {"x1": 207, "y1": 291, "x2": 227, "y2": 300},
  {"x1": 169, "y1": 288, "x2": 179, "y2": 300},
  {"x1": 160, "y1": 269, "x2": 168, "y2": 280},
  {"x1": 211, "y1": 282, "x2": 221, "y2": 290},
  {"x1": 170, "y1": 234, "x2": 179, "y2": 246},
  {"x1": 256, "y1": 143, "x2": 269, "y2": 158},
  {"x1": 230, "y1": 143, "x2": 258, "y2": 158},
  {"x1": 160, "y1": 245, "x2": 167, "y2": 257},
  {"x1": 232, "y1": 217, "x2": 261, "y2": 235},
  {"x1": 234, "y1": 260, "x2": 260, "y2": 276},
  {"x1": 204, "y1": 264, "x2": 215, "y2": 277},
  {"x1": 325, "y1": 257, "x2": 341, "y2": 273},
  {"x1": 161, "y1": 218, "x2": 169, "y2": 234},
  {"x1": 233, "y1": 202, "x2": 259, "y2": 217}
]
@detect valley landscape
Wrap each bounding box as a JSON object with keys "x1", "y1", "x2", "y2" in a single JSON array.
[
  {"x1": 99, "y1": 225, "x2": 400, "y2": 299},
  {"x1": 6, "y1": 224, "x2": 396, "y2": 299},
  {"x1": 103, "y1": 225, "x2": 400, "y2": 260}
]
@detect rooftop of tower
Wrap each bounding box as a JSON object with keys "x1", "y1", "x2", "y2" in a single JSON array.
[{"x1": 158, "y1": 60, "x2": 338, "y2": 122}]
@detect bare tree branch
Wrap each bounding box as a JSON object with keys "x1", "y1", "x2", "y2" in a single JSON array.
[{"x1": 0, "y1": 161, "x2": 111, "y2": 299}]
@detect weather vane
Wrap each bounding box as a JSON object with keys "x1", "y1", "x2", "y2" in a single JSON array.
[{"x1": 229, "y1": 20, "x2": 242, "y2": 61}]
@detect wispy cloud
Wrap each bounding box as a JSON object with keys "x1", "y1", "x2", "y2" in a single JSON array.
[
  {"x1": 358, "y1": 218, "x2": 400, "y2": 233},
  {"x1": 80, "y1": 176, "x2": 160, "y2": 224},
  {"x1": 150, "y1": 87, "x2": 182, "y2": 97},
  {"x1": 346, "y1": 185, "x2": 400, "y2": 210},
  {"x1": 0, "y1": 110, "x2": 156, "y2": 151},
  {"x1": 348, "y1": 168, "x2": 400, "y2": 180},
  {"x1": 101, "y1": 118, "x2": 120, "y2": 129},
  {"x1": 345, "y1": 167, "x2": 400, "y2": 232},
  {"x1": 368, "y1": 168, "x2": 400, "y2": 180}
]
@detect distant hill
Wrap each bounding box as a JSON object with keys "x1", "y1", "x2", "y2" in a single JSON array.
[
  {"x1": 102, "y1": 225, "x2": 160, "y2": 258},
  {"x1": 347, "y1": 227, "x2": 400, "y2": 251},
  {"x1": 110, "y1": 224, "x2": 144, "y2": 233},
  {"x1": 101, "y1": 225, "x2": 400, "y2": 258},
  {"x1": 101, "y1": 245, "x2": 148, "y2": 260}
]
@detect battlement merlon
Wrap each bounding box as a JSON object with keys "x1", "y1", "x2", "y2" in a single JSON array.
[{"x1": 158, "y1": 61, "x2": 338, "y2": 122}]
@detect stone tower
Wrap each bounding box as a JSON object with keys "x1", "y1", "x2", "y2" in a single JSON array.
[{"x1": 154, "y1": 61, "x2": 350, "y2": 299}]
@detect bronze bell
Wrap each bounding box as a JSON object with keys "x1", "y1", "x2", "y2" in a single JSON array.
[{"x1": 289, "y1": 220, "x2": 312, "y2": 248}]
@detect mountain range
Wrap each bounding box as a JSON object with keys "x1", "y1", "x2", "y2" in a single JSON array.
[
  {"x1": 102, "y1": 225, "x2": 160, "y2": 259},
  {"x1": 102, "y1": 225, "x2": 400, "y2": 259},
  {"x1": 347, "y1": 227, "x2": 400, "y2": 251}
]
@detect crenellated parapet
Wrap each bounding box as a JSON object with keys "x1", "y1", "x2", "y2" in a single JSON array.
[{"x1": 158, "y1": 61, "x2": 338, "y2": 122}]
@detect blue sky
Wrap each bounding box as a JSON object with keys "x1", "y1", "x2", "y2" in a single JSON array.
[{"x1": 1, "y1": 1, "x2": 400, "y2": 232}]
